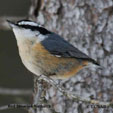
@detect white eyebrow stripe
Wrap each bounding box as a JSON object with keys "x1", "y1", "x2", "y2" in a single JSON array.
[{"x1": 18, "y1": 21, "x2": 42, "y2": 27}]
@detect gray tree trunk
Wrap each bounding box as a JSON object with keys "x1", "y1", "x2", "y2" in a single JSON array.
[{"x1": 29, "y1": 0, "x2": 113, "y2": 113}]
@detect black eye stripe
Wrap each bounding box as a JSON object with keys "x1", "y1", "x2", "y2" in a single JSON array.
[{"x1": 17, "y1": 24, "x2": 52, "y2": 35}]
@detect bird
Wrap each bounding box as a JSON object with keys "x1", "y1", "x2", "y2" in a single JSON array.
[{"x1": 7, "y1": 20, "x2": 99, "y2": 79}]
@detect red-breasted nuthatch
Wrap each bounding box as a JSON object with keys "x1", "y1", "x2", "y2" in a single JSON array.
[{"x1": 7, "y1": 20, "x2": 99, "y2": 79}]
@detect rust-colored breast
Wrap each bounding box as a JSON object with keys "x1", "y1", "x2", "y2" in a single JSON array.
[
  {"x1": 32, "y1": 43, "x2": 89, "y2": 79},
  {"x1": 61, "y1": 61, "x2": 89, "y2": 79},
  {"x1": 32, "y1": 43, "x2": 64, "y2": 65}
]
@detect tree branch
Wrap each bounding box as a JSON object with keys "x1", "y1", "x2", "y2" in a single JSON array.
[{"x1": 38, "y1": 75, "x2": 113, "y2": 108}]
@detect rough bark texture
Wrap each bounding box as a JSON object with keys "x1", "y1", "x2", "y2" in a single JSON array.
[{"x1": 30, "y1": 0, "x2": 113, "y2": 113}]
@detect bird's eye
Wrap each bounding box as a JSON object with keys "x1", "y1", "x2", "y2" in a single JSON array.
[{"x1": 36, "y1": 33, "x2": 40, "y2": 37}]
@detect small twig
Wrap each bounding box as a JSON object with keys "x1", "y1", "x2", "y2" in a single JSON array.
[
  {"x1": 0, "y1": 105, "x2": 9, "y2": 111},
  {"x1": 0, "y1": 87, "x2": 32, "y2": 96},
  {"x1": 38, "y1": 75, "x2": 113, "y2": 108}
]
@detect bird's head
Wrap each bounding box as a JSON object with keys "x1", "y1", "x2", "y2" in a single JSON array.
[{"x1": 7, "y1": 20, "x2": 51, "y2": 43}]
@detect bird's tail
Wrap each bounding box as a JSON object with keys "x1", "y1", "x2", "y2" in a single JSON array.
[{"x1": 88, "y1": 59, "x2": 103, "y2": 70}]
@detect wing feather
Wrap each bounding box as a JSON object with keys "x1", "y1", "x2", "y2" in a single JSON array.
[{"x1": 41, "y1": 33, "x2": 99, "y2": 65}]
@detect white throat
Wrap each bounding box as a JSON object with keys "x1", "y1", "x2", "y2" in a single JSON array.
[{"x1": 13, "y1": 28, "x2": 47, "y2": 43}]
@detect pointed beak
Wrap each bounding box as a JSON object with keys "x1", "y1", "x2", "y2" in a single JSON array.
[{"x1": 7, "y1": 20, "x2": 18, "y2": 28}]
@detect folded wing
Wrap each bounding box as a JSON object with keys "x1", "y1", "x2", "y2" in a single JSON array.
[{"x1": 41, "y1": 33, "x2": 99, "y2": 65}]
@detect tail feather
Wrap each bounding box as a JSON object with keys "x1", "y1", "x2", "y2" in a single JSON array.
[
  {"x1": 90, "y1": 59, "x2": 100, "y2": 66},
  {"x1": 88, "y1": 59, "x2": 103, "y2": 70}
]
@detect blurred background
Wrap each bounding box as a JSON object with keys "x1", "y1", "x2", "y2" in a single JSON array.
[
  {"x1": 0, "y1": 0, "x2": 33, "y2": 113},
  {"x1": 0, "y1": 0, "x2": 113, "y2": 113}
]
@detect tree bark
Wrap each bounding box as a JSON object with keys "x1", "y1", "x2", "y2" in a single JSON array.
[{"x1": 29, "y1": 0, "x2": 113, "y2": 113}]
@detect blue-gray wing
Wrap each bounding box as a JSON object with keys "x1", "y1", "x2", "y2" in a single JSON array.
[{"x1": 41, "y1": 33, "x2": 99, "y2": 65}]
